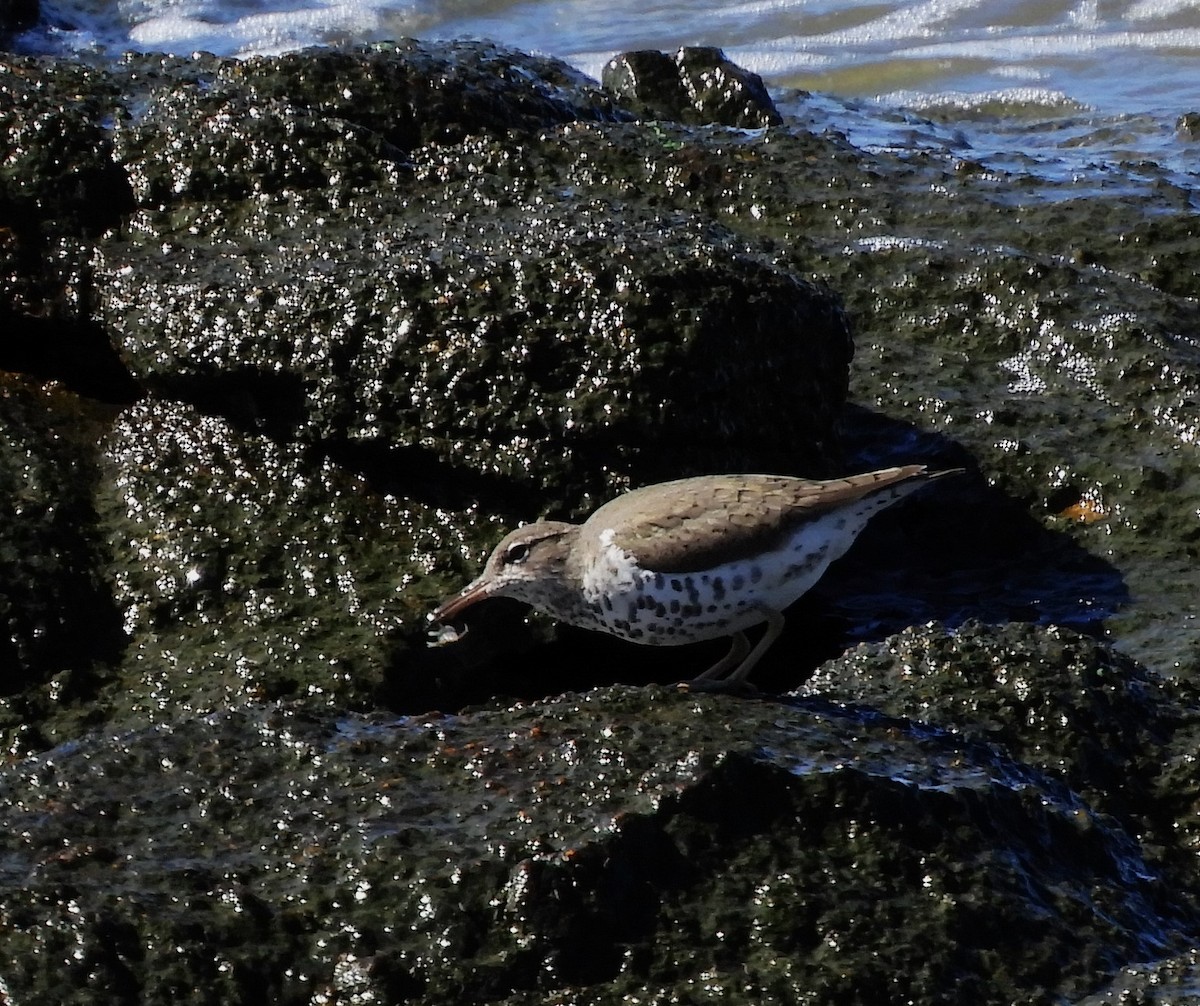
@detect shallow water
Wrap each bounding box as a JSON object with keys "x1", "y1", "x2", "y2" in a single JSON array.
[
  {"x1": 17, "y1": 0, "x2": 1200, "y2": 198},
  {"x1": 16, "y1": 0, "x2": 1200, "y2": 118}
]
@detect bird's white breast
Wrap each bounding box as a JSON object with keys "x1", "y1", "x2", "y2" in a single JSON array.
[
  {"x1": 581, "y1": 527, "x2": 649, "y2": 603},
  {"x1": 572, "y1": 511, "x2": 872, "y2": 645}
]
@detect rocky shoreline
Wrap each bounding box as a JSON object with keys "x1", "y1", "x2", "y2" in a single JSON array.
[{"x1": 3, "y1": 40, "x2": 1200, "y2": 1003}]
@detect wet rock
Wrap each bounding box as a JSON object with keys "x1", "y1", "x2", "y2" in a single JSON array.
[
  {"x1": 115, "y1": 85, "x2": 409, "y2": 206},
  {"x1": 803, "y1": 621, "x2": 1180, "y2": 830},
  {"x1": 83, "y1": 46, "x2": 850, "y2": 512},
  {"x1": 230, "y1": 40, "x2": 631, "y2": 152},
  {"x1": 96, "y1": 203, "x2": 850, "y2": 510},
  {"x1": 2, "y1": 35, "x2": 1200, "y2": 1006},
  {"x1": 0, "y1": 57, "x2": 135, "y2": 388},
  {"x1": 1148, "y1": 690, "x2": 1200, "y2": 879},
  {"x1": 91, "y1": 399, "x2": 486, "y2": 728},
  {"x1": 673, "y1": 46, "x2": 781, "y2": 128},
  {"x1": 3, "y1": 43, "x2": 1197, "y2": 678},
  {"x1": 806, "y1": 620, "x2": 1200, "y2": 932},
  {"x1": 602, "y1": 50, "x2": 691, "y2": 123},
  {"x1": 1, "y1": 40, "x2": 623, "y2": 389},
  {"x1": 1, "y1": 43, "x2": 854, "y2": 736},
  {"x1": 1078, "y1": 949, "x2": 1200, "y2": 1003},
  {"x1": 0, "y1": 687, "x2": 1189, "y2": 1004},
  {"x1": 0, "y1": 58, "x2": 131, "y2": 274},
  {"x1": 112, "y1": 41, "x2": 631, "y2": 206},
  {"x1": 1176, "y1": 111, "x2": 1200, "y2": 140},
  {"x1": 603, "y1": 46, "x2": 781, "y2": 127}
]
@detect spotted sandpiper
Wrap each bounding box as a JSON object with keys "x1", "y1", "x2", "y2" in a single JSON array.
[{"x1": 431, "y1": 465, "x2": 961, "y2": 686}]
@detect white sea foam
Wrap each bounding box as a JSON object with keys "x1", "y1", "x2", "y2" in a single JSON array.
[
  {"x1": 880, "y1": 86, "x2": 1086, "y2": 114},
  {"x1": 126, "y1": 0, "x2": 423, "y2": 56},
  {"x1": 1127, "y1": 0, "x2": 1200, "y2": 19},
  {"x1": 900, "y1": 25, "x2": 1200, "y2": 59}
]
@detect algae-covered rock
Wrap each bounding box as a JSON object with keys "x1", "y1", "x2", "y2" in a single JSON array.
[
  {"x1": 0, "y1": 686, "x2": 1189, "y2": 1005},
  {"x1": 0, "y1": 58, "x2": 130, "y2": 238},
  {"x1": 0, "y1": 58, "x2": 135, "y2": 386},
  {"x1": 89, "y1": 44, "x2": 850, "y2": 509},
  {"x1": 93, "y1": 399, "x2": 486, "y2": 725},
  {"x1": 97, "y1": 203, "x2": 850, "y2": 507},
  {"x1": 228, "y1": 40, "x2": 630, "y2": 152},
  {"x1": 804, "y1": 621, "x2": 1173, "y2": 823},
  {"x1": 115, "y1": 85, "x2": 409, "y2": 206},
  {"x1": 112, "y1": 40, "x2": 629, "y2": 208}
]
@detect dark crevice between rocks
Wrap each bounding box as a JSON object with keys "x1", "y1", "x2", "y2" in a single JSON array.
[
  {"x1": 0, "y1": 149, "x2": 134, "y2": 241},
  {"x1": 0, "y1": 379, "x2": 130, "y2": 753},
  {"x1": 0, "y1": 584, "x2": 127, "y2": 702},
  {"x1": 146, "y1": 368, "x2": 311, "y2": 438},
  {"x1": 328, "y1": 438, "x2": 554, "y2": 521},
  {"x1": 112, "y1": 381, "x2": 575, "y2": 527},
  {"x1": 836, "y1": 403, "x2": 972, "y2": 472},
  {"x1": 0, "y1": 315, "x2": 142, "y2": 404}
]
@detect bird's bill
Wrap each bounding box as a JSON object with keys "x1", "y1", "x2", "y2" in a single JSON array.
[{"x1": 430, "y1": 577, "x2": 492, "y2": 624}]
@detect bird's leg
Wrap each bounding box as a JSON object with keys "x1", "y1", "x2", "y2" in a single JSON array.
[
  {"x1": 682, "y1": 607, "x2": 785, "y2": 694},
  {"x1": 693, "y1": 631, "x2": 751, "y2": 681},
  {"x1": 723, "y1": 607, "x2": 785, "y2": 683}
]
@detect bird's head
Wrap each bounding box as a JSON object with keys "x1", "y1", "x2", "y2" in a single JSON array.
[{"x1": 430, "y1": 520, "x2": 579, "y2": 624}]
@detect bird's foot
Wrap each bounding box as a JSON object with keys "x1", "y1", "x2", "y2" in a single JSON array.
[{"x1": 675, "y1": 676, "x2": 763, "y2": 698}]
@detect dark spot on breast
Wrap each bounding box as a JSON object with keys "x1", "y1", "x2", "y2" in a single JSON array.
[
  {"x1": 603, "y1": 596, "x2": 614, "y2": 611},
  {"x1": 787, "y1": 554, "x2": 820, "y2": 579},
  {"x1": 654, "y1": 573, "x2": 665, "y2": 590},
  {"x1": 671, "y1": 578, "x2": 683, "y2": 592},
  {"x1": 654, "y1": 603, "x2": 667, "y2": 618},
  {"x1": 670, "y1": 599, "x2": 681, "y2": 614},
  {"x1": 731, "y1": 574, "x2": 745, "y2": 590},
  {"x1": 712, "y1": 577, "x2": 725, "y2": 601},
  {"x1": 750, "y1": 566, "x2": 762, "y2": 584}
]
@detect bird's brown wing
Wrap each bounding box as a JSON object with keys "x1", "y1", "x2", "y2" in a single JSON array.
[{"x1": 587, "y1": 465, "x2": 942, "y2": 574}]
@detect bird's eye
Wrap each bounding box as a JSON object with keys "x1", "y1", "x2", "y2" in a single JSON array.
[{"x1": 504, "y1": 541, "x2": 531, "y2": 564}]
